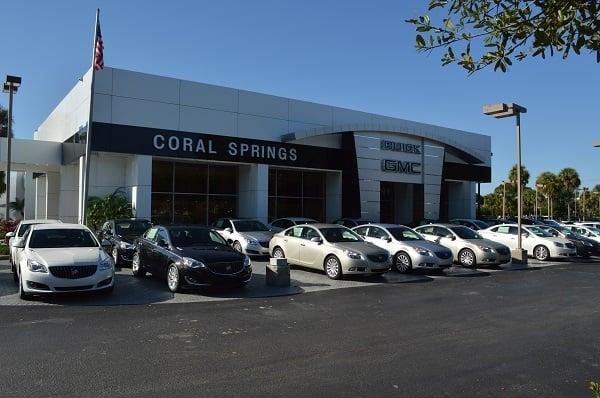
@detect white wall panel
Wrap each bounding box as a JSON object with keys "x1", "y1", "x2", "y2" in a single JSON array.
[
  {"x1": 94, "y1": 68, "x2": 113, "y2": 95},
  {"x1": 289, "y1": 100, "x2": 332, "y2": 125},
  {"x1": 93, "y1": 94, "x2": 112, "y2": 123},
  {"x1": 111, "y1": 96, "x2": 179, "y2": 131},
  {"x1": 180, "y1": 81, "x2": 238, "y2": 112},
  {"x1": 180, "y1": 106, "x2": 237, "y2": 137},
  {"x1": 238, "y1": 90, "x2": 288, "y2": 120},
  {"x1": 112, "y1": 69, "x2": 180, "y2": 104},
  {"x1": 237, "y1": 114, "x2": 288, "y2": 140}
]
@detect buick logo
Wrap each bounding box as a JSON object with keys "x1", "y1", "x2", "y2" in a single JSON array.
[
  {"x1": 71, "y1": 268, "x2": 79, "y2": 277},
  {"x1": 226, "y1": 265, "x2": 232, "y2": 272}
]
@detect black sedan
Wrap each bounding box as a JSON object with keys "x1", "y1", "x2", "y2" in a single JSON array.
[
  {"x1": 131, "y1": 225, "x2": 252, "y2": 292},
  {"x1": 97, "y1": 219, "x2": 152, "y2": 266},
  {"x1": 538, "y1": 225, "x2": 598, "y2": 257}
]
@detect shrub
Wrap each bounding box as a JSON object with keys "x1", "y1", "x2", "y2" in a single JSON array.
[
  {"x1": 0, "y1": 219, "x2": 19, "y2": 242},
  {"x1": 87, "y1": 189, "x2": 133, "y2": 232}
]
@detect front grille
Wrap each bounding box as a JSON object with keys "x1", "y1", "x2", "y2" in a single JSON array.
[
  {"x1": 54, "y1": 285, "x2": 94, "y2": 291},
  {"x1": 435, "y1": 251, "x2": 452, "y2": 259},
  {"x1": 49, "y1": 265, "x2": 97, "y2": 279},
  {"x1": 208, "y1": 261, "x2": 244, "y2": 275},
  {"x1": 497, "y1": 248, "x2": 510, "y2": 256},
  {"x1": 259, "y1": 241, "x2": 269, "y2": 248},
  {"x1": 367, "y1": 254, "x2": 388, "y2": 263},
  {"x1": 566, "y1": 243, "x2": 575, "y2": 249}
]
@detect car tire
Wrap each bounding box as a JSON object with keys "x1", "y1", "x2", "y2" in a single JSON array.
[
  {"x1": 18, "y1": 270, "x2": 30, "y2": 301},
  {"x1": 272, "y1": 246, "x2": 285, "y2": 259},
  {"x1": 112, "y1": 246, "x2": 120, "y2": 267},
  {"x1": 534, "y1": 245, "x2": 550, "y2": 261},
  {"x1": 394, "y1": 251, "x2": 412, "y2": 273},
  {"x1": 167, "y1": 263, "x2": 181, "y2": 293},
  {"x1": 233, "y1": 241, "x2": 243, "y2": 253},
  {"x1": 131, "y1": 251, "x2": 146, "y2": 277},
  {"x1": 458, "y1": 248, "x2": 476, "y2": 268},
  {"x1": 324, "y1": 255, "x2": 343, "y2": 280},
  {"x1": 12, "y1": 264, "x2": 18, "y2": 283}
]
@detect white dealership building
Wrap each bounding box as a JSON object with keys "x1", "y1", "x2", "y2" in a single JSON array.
[{"x1": 5, "y1": 67, "x2": 491, "y2": 225}]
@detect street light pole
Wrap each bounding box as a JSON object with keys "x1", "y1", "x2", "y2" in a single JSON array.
[
  {"x1": 483, "y1": 102, "x2": 528, "y2": 264},
  {"x1": 3, "y1": 75, "x2": 21, "y2": 221},
  {"x1": 502, "y1": 181, "x2": 506, "y2": 219}
]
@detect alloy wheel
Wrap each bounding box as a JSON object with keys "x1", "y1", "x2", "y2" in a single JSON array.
[
  {"x1": 272, "y1": 247, "x2": 285, "y2": 258},
  {"x1": 325, "y1": 256, "x2": 341, "y2": 279},
  {"x1": 395, "y1": 252, "x2": 412, "y2": 273},
  {"x1": 233, "y1": 241, "x2": 243, "y2": 253},
  {"x1": 534, "y1": 245, "x2": 549, "y2": 261},
  {"x1": 167, "y1": 264, "x2": 180, "y2": 292},
  {"x1": 112, "y1": 247, "x2": 119, "y2": 266},
  {"x1": 459, "y1": 249, "x2": 475, "y2": 267}
]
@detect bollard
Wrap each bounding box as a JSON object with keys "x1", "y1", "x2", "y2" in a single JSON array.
[{"x1": 266, "y1": 257, "x2": 290, "y2": 287}]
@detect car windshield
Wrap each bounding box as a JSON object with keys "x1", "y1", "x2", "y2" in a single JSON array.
[
  {"x1": 589, "y1": 228, "x2": 600, "y2": 236},
  {"x1": 527, "y1": 226, "x2": 554, "y2": 237},
  {"x1": 449, "y1": 226, "x2": 482, "y2": 239},
  {"x1": 388, "y1": 227, "x2": 423, "y2": 241},
  {"x1": 169, "y1": 227, "x2": 227, "y2": 247},
  {"x1": 18, "y1": 223, "x2": 34, "y2": 237},
  {"x1": 29, "y1": 229, "x2": 98, "y2": 248},
  {"x1": 233, "y1": 220, "x2": 270, "y2": 232},
  {"x1": 473, "y1": 220, "x2": 490, "y2": 229},
  {"x1": 540, "y1": 226, "x2": 563, "y2": 237},
  {"x1": 319, "y1": 227, "x2": 363, "y2": 243},
  {"x1": 115, "y1": 220, "x2": 152, "y2": 236}
]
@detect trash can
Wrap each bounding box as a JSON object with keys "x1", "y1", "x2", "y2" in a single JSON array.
[{"x1": 266, "y1": 258, "x2": 290, "y2": 287}]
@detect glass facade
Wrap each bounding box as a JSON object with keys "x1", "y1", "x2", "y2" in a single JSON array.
[
  {"x1": 268, "y1": 168, "x2": 326, "y2": 221},
  {"x1": 151, "y1": 160, "x2": 238, "y2": 224}
]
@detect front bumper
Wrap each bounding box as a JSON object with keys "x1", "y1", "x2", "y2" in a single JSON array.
[
  {"x1": 549, "y1": 247, "x2": 577, "y2": 258},
  {"x1": 244, "y1": 242, "x2": 270, "y2": 256},
  {"x1": 342, "y1": 257, "x2": 391, "y2": 275},
  {"x1": 180, "y1": 266, "x2": 252, "y2": 287},
  {"x1": 412, "y1": 252, "x2": 453, "y2": 269},
  {"x1": 22, "y1": 268, "x2": 115, "y2": 294},
  {"x1": 476, "y1": 251, "x2": 511, "y2": 265}
]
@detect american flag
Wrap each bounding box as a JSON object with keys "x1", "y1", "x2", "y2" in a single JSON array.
[{"x1": 94, "y1": 22, "x2": 104, "y2": 70}]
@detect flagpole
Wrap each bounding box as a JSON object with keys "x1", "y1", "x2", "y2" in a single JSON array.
[{"x1": 81, "y1": 8, "x2": 100, "y2": 225}]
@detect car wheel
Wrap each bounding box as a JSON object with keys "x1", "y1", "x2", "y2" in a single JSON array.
[
  {"x1": 18, "y1": 270, "x2": 30, "y2": 301},
  {"x1": 12, "y1": 264, "x2": 18, "y2": 283},
  {"x1": 272, "y1": 247, "x2": 285, "y2": 259},
  {"x1": 112, "y1": 246, "x2": 120, "y2": 267},
  {"x1": 459, "y1": 248, "x2": 476, "y2": 268},
  {"x1": 324, "y1": 255, "x2": 343, "y2": 280},
  {"x1": 534, "y1": 245, "x2": 550, "y2": 261},
  {"x1": 167, "y1": 264, "x2": 181, "y2": 293},
  {"x1": 131, "y1": 251, "x2": 146, "y2": 277},
  {"x1": 394, "y1": 251, "x2": 412, "y2": 273},
  {"x1": 233, "y1": 241, "x2": 243, "y2": 253}
]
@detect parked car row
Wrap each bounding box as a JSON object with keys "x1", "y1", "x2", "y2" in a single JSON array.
[{"x1": 7, "y1": 216, "x2": 599, "y2": 300}]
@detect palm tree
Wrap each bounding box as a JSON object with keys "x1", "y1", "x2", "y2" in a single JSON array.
[
  {"x1": 536, "y1": 172, "x2": 560, "y2": 218},
  {"x1": 558, "y1": 168, "x2": 580, "y2": 220},
  {"x1": 508, "y1": 164, "x2": 530, "y2": 188},
  {"x1": 9, "y1": 198, "x2": 24, "y2": 219}
]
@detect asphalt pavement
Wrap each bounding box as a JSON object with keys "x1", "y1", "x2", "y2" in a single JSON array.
[{"x1": 2, "y1": 260, "x2": 600, "y2": 397}]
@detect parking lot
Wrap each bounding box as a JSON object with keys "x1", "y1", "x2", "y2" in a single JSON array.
[{"x1": 3, "y1": 256, "x2": 599, "y2": 306}]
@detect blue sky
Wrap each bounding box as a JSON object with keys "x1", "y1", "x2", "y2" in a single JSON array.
[{"x1": 1, "y1": 0, "x2": 598, "y2": 193}]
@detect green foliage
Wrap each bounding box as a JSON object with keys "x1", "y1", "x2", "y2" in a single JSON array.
[
  {"x1": 0, "y1": 244, "x2": 9, "y2": 255},
  {"x1": 9, "y1": 198, "x2": 24, "y2": 218},
  {"x1": 590, "y1": 381, "x2": 600, "y2": 398},
  {"x1": 508, "y1": 164, "x2": 530, "y2": 187},
  {"x1": 87, "y1": 189, "x2": 133, "y2": 232},
  {"x1": 406, "y1": 0, "x2": 600, "y2": 73}
]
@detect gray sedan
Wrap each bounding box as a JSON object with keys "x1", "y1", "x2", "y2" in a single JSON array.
[
  {"x1": 269, "y1": 224, "x2": 391, "y2": 279},
  {"x1": 415, "y1": 224, "x2": 511, "y2": 267}
]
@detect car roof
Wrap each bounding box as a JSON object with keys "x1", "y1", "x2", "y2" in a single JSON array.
[
  {"x1": 157, "y1": 224, "x2": 214, "y2": 230},
  {"x1": 19, "y1": 219, "x2": 61, "y2": 225},
  {"x1": 113, "y1": 218, "x2": 151, "y2": 223},
  {"x1": 358, "y1": 223, "x2": 411, "y2": 229},
  {"x1": 290, "y1": 223, "x2": 350, "y2": 229},
  {"x1": 275, "y1": 217, "x2": 317, "y2": 222},
  {"x1": 31, "y1": 223, "x2": 89, "y2": 230},
  {"x1": 417, "y1": 223, "x2": 462, "y2": 228}
]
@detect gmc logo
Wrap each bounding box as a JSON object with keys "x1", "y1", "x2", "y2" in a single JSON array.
[{"x1": 381, "y1": 159, "x2": 421, "y2": 174}]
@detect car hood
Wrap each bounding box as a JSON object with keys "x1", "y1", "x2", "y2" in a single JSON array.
[
  {"x1": 404, "y1": 240, "x2": 451, "y2": 252},
  {"x1": 241, "y1": 231, "x2": 274, "y2": 242},
  {"x1": 28, "y1": 247, "x2": 105, "y2": 266},
  {"x1": 465, "y1": 238, "x2": 509, "y2": 250},
  {"x1": 540, "y1": 236, "x2": 572, "y2": 245},
  {"x1": 177, "y1": 245, "x2": 245, "y2": 263},
  {"x1": 331, "y1": 241, "x2": 387, "y2": 256}
]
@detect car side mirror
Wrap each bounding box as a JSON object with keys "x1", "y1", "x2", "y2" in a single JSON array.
[
  {"x1": 14, "y1": 238, "x2": 25, "y2": 248},
  {"x1": 101, "y1": 239, "x2": 112, "y2": 250},
  {"x1": 224, "y1": 227, "x2": 232, "y2": 233},
  {"x1": 310, "y1": 237, "x2": 322, "y2": 244},
  {"x1": 446, "y1": 234, "x2": 455, "y2": 240},
  {"x1": 5, "y1": 232, "x2": 14, "y2": 239}
]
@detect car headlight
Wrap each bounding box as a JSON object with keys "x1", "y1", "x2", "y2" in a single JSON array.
[
  {"x1": 553, "y1": 242, "x2": 564, "y2": 247},
  {"x1": 477, "y1": 245, "x2": 493, "y2": 252},
  {"x1": 245, "y1": 238, "x2": 259, "y2": 246},
  {"x1": 182, "y1": 257, "x2": 206, "y2": 269},
  {"x1": 98, "y1": 257, "x2": 114, "y2": 271},
  {"x1": 345, "y1": 250, "x2": 363, "y2": 260},
  {"x1": 27, "y1": 259, "x2": 48, "y2": 273},
  {"x1": 243, "y1": 255, "x2": 251, "y2": 268},
  {"x1": 583, "y1": 241, "x2": 593, "y2": 247},
  {"x1": 119, "y1": 241, "x2": 134, "y2": 250},
  {"x1": 413, "y1": 247, "x2": 432, "y2": 256}
]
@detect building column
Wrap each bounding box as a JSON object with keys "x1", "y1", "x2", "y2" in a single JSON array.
[
  {"x1": 128, "y1": 155, "x2": 152, "y2": 219},
  {"x1": 46, "y1": 172, "x2": 60, "y2": 220},
  {"x1": 238, "y1": 164, "x2": 268, "y2": 223},
  {"x1": 423, "y1": 142, "x2": 445, "y2": 221},
  {"x1": 35, "y1": 175, "x2": 47, "y2": 219},
  {"x1": 24, "y1": 172, "x2": 36, "y2": 220}
]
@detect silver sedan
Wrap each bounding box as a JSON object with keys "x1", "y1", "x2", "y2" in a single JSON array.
[{"x1": 269, "y1": 224, "x2": 391, "y2": 279}]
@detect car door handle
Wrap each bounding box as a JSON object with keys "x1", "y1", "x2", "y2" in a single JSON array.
[{"x1": 300, "y1": 243, "x2": 306, "y2": 247}]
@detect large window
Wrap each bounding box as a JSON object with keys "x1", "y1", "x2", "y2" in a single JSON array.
[
  {"x1": 151, "y1": 160, "x2": 238, "y2": 224},
  {"x1": 268, "y1": 168, "x2": 326, "y2": 221}
]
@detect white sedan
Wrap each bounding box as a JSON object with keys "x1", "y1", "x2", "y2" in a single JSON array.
[
  {"x1": 479, "y1": 224, "x2": 577, "y2": 261},
  {"x1": 13, "y1": 223, "x2": 115, "y2": 300}
]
